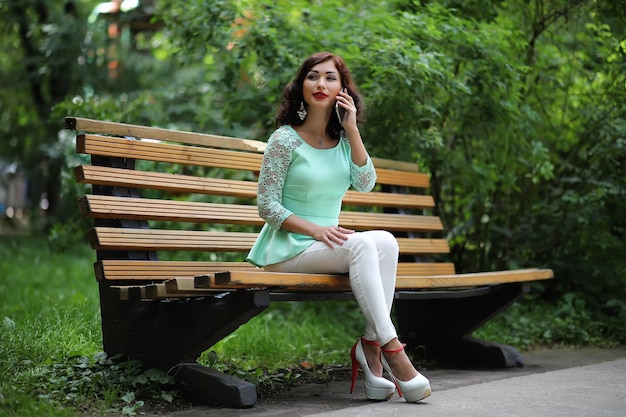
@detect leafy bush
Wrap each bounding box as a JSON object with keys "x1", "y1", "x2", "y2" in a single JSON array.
[
  {"x1": 33, "y1": 353, "x2": 177, "y2": 416},
  {"x1": 474, "y1": 292, "x2": 626, "y2": 350}
]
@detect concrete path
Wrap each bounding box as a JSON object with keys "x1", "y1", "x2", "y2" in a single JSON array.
[
  {"x1": 309, "y1": 357, "x2": 626, "y2": 417},
  {"x1": 158, "y1": 347, "x2": 626, "y2": 417}
]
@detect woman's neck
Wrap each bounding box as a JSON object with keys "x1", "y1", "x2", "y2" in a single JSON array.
[{"x1": 300, "y1": 109, "x2": 330, "y2": 138}]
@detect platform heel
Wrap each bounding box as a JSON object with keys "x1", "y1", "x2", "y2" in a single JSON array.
[
  {"x1": 381, "y1": 345, "x2": 431, "y2": 403},
  {"x1": 350, "y1": 338, "x2": 396, "y2": 401}
]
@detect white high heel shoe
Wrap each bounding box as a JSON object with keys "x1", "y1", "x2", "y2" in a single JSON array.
[
  {"x1": 381, "y1": 344, "x2": 431, "y2": 402},
  {"x1": 350, "y1": 338, "x2": 396, "y2": 401}
]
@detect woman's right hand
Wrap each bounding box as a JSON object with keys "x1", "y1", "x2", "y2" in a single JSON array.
[{"x1": 314, "y1": 225, "x2": 354, "y2": 248}]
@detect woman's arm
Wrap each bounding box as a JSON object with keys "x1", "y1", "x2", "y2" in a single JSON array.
[{"x1": 256, "y1": 129, "x2": 294, "y2": 229}]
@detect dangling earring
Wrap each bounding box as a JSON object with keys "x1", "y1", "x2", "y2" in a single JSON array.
[{"x1": 297, "y1": 102, "x2": 307, "y2": 121}]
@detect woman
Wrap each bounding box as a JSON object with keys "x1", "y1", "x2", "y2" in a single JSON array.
[{"x1": 246, "y1": 51, "x2": 431, "y2": 403}]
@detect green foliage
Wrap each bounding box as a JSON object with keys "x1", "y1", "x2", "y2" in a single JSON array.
[
  {"x1": 43, "y1": 0, "x2": 625, "y2": 319},
  {"x1": 199, "y1": 300, "x2": 365, "y2": 393},
  {"x1": 202, "y1": 301, "x2": 364, "y2": 371},
  {"x1": 159, "y1": 0, "x2": 626, "y2": 306},
  {"x1": 32, "y1": 353, "x2": 176, "y2": 415},
  {"x1": 475, "y1": 292, "x2": 626, "y2": 350},
  {"x1": 0, "y1": 236, "x2": 179, "y2": 415}
]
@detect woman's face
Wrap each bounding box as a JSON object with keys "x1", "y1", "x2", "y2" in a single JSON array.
[{"x1": 302, "y1": 59, "x2": 343, "y2": 111}]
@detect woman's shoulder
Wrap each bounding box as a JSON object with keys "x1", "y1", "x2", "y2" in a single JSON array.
[
  {"x1": 338, "y1": 130, "x2": 351, "y2": 147},
  {"x1": 268, "y1": 125, "x2": 302, "y2": 147}
]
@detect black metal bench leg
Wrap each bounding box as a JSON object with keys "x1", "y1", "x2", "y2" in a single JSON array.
[
  {"x1": 395, "y1": 283, "x2": 530, "y2": 368},
  {"x1": 98, "y1": 286, "x2": 270, "y2": 407}
]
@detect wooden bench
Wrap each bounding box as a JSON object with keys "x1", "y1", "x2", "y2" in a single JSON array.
[{"x1": 66, "y1": 116, "x2": 554, "y2": 408}]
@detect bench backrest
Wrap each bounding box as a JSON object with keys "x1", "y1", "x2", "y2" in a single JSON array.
[{"x1": 68, "y1": 117, "x2": 455, "y2": 287}]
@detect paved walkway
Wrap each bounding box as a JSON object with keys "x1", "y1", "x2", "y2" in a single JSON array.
[
  {"x1": 311, "y1": 357, "x2": 626, "y2": 417},
  {"x1": 159, "y1": 347, "x2": 626, "y2": 417}
]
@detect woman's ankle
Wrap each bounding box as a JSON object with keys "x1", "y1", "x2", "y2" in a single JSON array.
[
  {"x1": 381, "y1": 338, "x2": 403, "y2": 352},
  {"x1": 361, "y1": 338, "x2": 383, "y2": 377},
  {"x1": 382, "y1": 339, "x2": 419, "y2": 382}
]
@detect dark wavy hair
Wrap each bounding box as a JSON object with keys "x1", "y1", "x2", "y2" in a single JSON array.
[{"x1": 276, "y1": 51, "x2": 364, "y2": 140}]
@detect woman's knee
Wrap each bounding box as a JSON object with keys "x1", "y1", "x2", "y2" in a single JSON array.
[
  {"x1": 343, "y1": 233, "x2": 380, "y2": 259},
  {"x1": 368, "y1": 230, "x2": 399, "y2": 254}
]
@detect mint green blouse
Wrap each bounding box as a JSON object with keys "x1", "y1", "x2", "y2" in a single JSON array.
[{"x1": 246, "y1": 125, "x2": 377, "y2": 267}]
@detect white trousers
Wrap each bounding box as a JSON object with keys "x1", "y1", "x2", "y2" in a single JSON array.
[{"x1": 264, "y1": 230, "x2": 399, "y2": 345}]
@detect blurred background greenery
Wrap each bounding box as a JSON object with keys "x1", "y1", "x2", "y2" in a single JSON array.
[{"x1": 2, "y1": 0, "x2": 625, "y2": 319}]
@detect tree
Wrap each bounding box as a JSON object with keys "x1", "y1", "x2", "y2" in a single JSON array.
[
  {"x1": 158, "y1": 0, "x2": 625, "y2": 307},
  {"x1": 1, "y1": 0, "x2": 90, "y2": 225}
]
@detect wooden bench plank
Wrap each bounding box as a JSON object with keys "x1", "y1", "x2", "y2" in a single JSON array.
[
  {"x1": 75, "y1": 165, "x2": 435, "y2": 209},
  {"x1": 165, "y1": 277, "x2": 351, "y2": 297},
  {"x1": 70, "y1": 117, "x2": 422, "y2": 173},
  {"x1": 94, "y1": 260, "x2": 456, "y2": 281},
  {"x1": 397, "y1": 263, "x2": 456, "y2": 275},
  {"x1": 375, "y1": 170, "x2": 429, "y2": 188},
  {"x1": 68, "y1": 117, "x2": 267, "y2": 152},
  {"x1": 75, "y1": 165, "x2": 258, "y2": 199},
  {"x1": 76, "y1": 134, "x2": 431, "y2": 187},
  {"x1": 94, "y1": 260, "x2": 257, "y2": 281},
  {"x1": 88, "y1": 227, "x2": 258, "y2": 252},
  {"x1": 214, "y1": 268, "x2": 553, "y2": 290},
  {"x1": 395, "y1": 269, "x2": 554, "y2": 288},
  {"x1": 89, "y1": 227, "x2": 450, "y2": 254},
  {"x1": 77, "y1": 134, "x2": 264, "y2": 171},
  {"x1": 79, "y1": 195, "x2": 444, "y2": 232}
]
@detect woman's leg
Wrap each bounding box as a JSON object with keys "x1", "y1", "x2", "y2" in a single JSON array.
[
  {"x1": 264, "y1": 231, "x2": 399, "y2": 344},
  {"x1": 359, "y1": 230, "x2": 398, "y2": 342},
  {"x1": 265, "y1": 231, "x2": 422, "y2": 386}
]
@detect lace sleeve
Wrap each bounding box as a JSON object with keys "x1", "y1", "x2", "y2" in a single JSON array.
[
  {"x1": 256, "y1": 127, "x2": 299, "y2": 229},
  {"x1": 345, "y1": 134, "x2": 377, "y2": 192}
]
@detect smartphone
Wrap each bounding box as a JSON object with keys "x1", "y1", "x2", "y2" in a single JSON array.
[{"x1": 335, "y1": 88, "x2": 346, "y2": 122}]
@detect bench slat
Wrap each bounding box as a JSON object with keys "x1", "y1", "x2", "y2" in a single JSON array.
[
  {"x1": 168, "y1": 277, "x2": 324, "y2": 294},
  {"x1": 94, "y1": 260, "x2": 257, "y2": 280},
  {"x1": 68, "y1": 117, "x2": 267, "y2": 152},
  {"x1": 77, "y1": 134, "x2": 263, "y2": 172},
  {"x1": 69, "y1": 117, "x2": 421, "y2": 172},
  {"x1": 75, "y1": 165, "x2": 435, "y2": 209},
  {"x1": 397, "y1": 263, "x2": 456, "y2": 275},
  {"x1": 88, "y1": 228, "x2": 258, "y2": 252},
  {"x1": 89, "y1": 227, "x2": 450, "y2": 254},
  {"x1": 118, "y1": 265, "x2": 539, "y2": 301},
  {"x1": 76, "y1": 165, "x2": 258, "y2": 199},
  {"x1": 94, "y1": 260, "x2": 456, "y2": 281},
  {"x1": 214, "y1": 268, "x2": 553, "y2": 290},
  {"x1": 77, "y1": 134, "x2": 430, "y2": 187},
  {"x1": 394, "y1": 269, "x2": 554, "y2": 288},
  {"x1": 80, "y1": 195, "x2": 444, "y2": 232}
]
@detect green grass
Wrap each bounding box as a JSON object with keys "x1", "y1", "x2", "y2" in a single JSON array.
[
  {"x1": 1, "y1": 234, "x2": 623, "y2": 415},
  {"x1": 202, "y1": 300, "x2": 364, "y2": 388},
  {"x1": 0, "y1": 234, "x2": 365, "y2": 415},
  {"x1": 0, "y1": 235, "x2": 101, "y2": 416}
]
